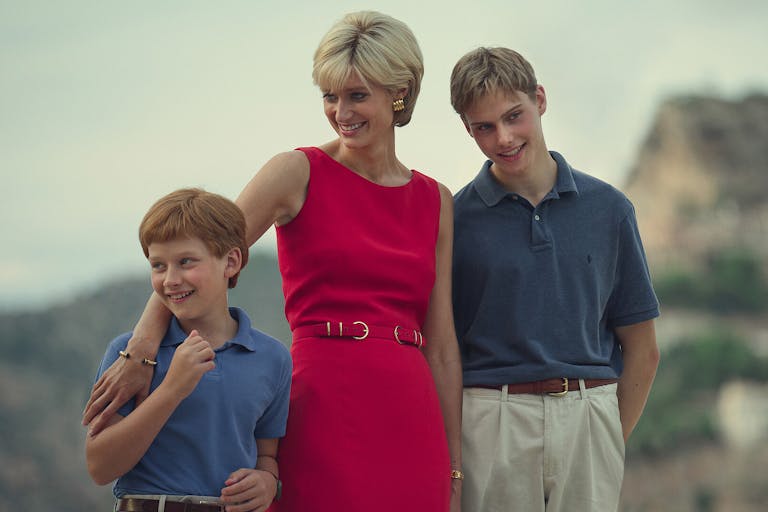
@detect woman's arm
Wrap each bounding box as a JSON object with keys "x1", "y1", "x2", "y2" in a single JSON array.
[
  {"x1": 422, "y1": 183, "x2": 463, "y2": 511},
  {"x1": 83, "y1": 292, "x2": 171, "y2": 433},
  {"x1": 235, "y1": 150, "x2": 310, "y2": 239}
]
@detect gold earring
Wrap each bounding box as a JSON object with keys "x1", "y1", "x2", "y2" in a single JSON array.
[{"x1": 392, "y1": 98, "x2": 405, "y2": 112}]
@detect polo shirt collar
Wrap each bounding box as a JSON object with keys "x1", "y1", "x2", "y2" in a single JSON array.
[
  {"x1": 473, "y1": 151, "x2": 579, "y2": 207},
  {"x1": 550, "y1": 151, "x2": 579, "y2": 197},
  {"x1": 160, "y1": 307, "x2": 257, "y2": 351}
]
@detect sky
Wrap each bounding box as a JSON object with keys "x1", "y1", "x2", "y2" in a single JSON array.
[{"x1": 2, "y1": 0, "x2": 767, "y2": 311}]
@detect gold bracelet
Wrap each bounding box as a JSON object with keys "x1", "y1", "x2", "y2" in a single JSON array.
[
  {"x1": 118, "y1": 350, "x2": 157, "y2": 366},
  {"x1": 450, "y1": 469, "x2": 464, "y2": 480}
]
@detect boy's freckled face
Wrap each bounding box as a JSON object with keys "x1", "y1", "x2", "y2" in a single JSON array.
[
  {"x1": 147, "y1": 237, "x2": 230, "y2": 324},
  {"x1": 463, "y1": 87, "x2": 548, "y2": 180}
]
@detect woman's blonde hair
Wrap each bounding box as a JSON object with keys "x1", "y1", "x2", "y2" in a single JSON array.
[{"x1": 313, "y1": 11, "x2": 423, "y2": 127}]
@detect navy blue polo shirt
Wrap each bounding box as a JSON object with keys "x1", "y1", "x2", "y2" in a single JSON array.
[
  {"x1": 93, "y1": 307, "x2": 292, "y2": 497},
  {"x1": 452, "y1": 151, "x2": 659, "y2": 386}
]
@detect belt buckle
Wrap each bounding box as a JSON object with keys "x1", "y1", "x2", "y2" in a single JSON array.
[
  {"x1": 548, "y1": 378, "x2": 569, "y2": 397},
  {"x1": 352, "y1": 321, "x2": 369, "y2": 340},
  {"x1": 394, "y1": 325, "x2": 405, "y2": 345},
  {"x1": 394, "y1": 326, "x2": 423, "y2": 347}
]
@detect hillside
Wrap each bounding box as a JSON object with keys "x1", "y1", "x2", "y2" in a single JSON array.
[
  {"x1": 625, "y1": 93, "x2": 768, "y2": 273},
  {"x1": 619, "y1": 93, "x2": 768, "y2": 511}
]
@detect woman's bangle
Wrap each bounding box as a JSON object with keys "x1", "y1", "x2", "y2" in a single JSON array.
[
  {"x1": 118, "y1": 350, "x2": 157, "y2": 366},
  {"x1": 450, "y1": 469, "x2": 464, "y2": 480}
]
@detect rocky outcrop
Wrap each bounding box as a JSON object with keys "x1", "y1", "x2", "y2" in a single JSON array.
[{"x1": 624, "y1": 94, "x2": 768, "y2": 271}]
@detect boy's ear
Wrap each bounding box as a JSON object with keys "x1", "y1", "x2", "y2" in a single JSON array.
[
  {"x1": 224, "y1": 247, "x2": 243, "y2": 277},
  {"x1": 536, "y1": 85, "x2": 547, "y2": 115}
]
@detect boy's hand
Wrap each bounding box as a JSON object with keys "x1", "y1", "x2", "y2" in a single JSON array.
[
  {"x1": 164, "y1": 330, "x2": 216, "y2": 400},
  {"x1": 220, "y1": 468, "x2": 278, "y2": 512}
]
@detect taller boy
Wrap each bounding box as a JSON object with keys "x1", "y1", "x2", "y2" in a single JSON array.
[{"x1": 450, "y1": 47, "x2": 660, "y2": 511}]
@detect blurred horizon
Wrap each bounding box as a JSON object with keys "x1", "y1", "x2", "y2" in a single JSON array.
[{"x1": 2, "y1": 0, "x2": 767, "y2": 311}]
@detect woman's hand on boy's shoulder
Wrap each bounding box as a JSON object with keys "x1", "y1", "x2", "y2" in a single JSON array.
[{"x1": 83, "y1": 340, "x2": 155, "y2": 435}]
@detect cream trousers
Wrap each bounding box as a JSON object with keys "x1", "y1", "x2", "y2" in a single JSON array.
[{"x1": 461, "y1": 382, "x2": 625, "y2": 512}]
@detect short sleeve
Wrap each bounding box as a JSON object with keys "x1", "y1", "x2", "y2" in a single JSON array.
[
  {"x1": 607, "y1": 206, "x2": 660, "y2": 327},
  {"x1": 253, "y1": 348, "x2": 292, "y2": 440}
]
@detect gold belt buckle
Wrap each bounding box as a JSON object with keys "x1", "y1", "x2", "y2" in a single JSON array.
[
  {"x1": 394, "y1": 325, "x2": 404, "y2": 344},
  {"x1": 393, "y1": 326, "x2": 423, "y2": 347},
  {"x1": 352, "y1": 321, "x2": 369, "y2": 340},
  {"x1": 548, "y1": 378, "x2": 569, "y2": 397}
]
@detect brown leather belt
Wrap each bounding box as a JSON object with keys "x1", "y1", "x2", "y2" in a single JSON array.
[
  {"x1": 116, "y1": 497, "x2": 223, "y2": 512},
  {"x1": 293, "y1": 321, "x2": 424, "y2": 348},
  {"x1": 473, "y1": 378, "x2": 618, "y2": 396}
]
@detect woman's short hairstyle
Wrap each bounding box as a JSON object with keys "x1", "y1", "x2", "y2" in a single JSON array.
[
  {"x1": 313, "y1": 11, "x2": 424, "y2": 127},
  {"x1": 139, "y1": 188, "x2": 249, "y2": 288},
  {"x1": 450, "y1": 47, "x2": 538, "y2": 118}
]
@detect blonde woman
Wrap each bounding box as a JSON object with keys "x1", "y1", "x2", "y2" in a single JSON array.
[{"x1": 84, "y1": 11, "x2": 462, "y2": 512}]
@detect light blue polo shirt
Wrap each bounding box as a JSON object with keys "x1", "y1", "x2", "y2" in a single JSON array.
[
  {"x1": 93, "y1": 307, "x2": 292, "y2": 497},
  {"x1": 452, "y1": 151, "x2": 659, "y2": 386}
]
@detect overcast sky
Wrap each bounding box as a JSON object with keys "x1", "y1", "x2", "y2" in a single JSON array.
[{"x1": 2, "y1": 0, "x2": 767, "y2": 310}]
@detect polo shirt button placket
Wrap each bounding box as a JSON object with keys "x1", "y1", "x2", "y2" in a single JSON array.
[{"x1": 530, "y1": 209, "x2": 551, "y2": 250}]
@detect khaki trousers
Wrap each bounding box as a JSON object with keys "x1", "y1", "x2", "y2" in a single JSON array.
[{"x1": 461, "y1": 382, "x2": 625, "y2": 512}]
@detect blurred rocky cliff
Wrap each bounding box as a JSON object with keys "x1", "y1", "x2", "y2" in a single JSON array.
[
  {"x1": 625, "y1": 93, "x2": 768, "y2": 274},
  {"x1": 620, "y1": 93, "x2": 768, "y2": 511}
]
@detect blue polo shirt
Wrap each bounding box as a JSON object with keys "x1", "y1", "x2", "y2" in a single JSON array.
[
  {"x1": 93, "y1": 307, "x2": 292, "y2": 497},
  {"x1": 453, "y1": 151, "x2": 659, "y2": 386}
]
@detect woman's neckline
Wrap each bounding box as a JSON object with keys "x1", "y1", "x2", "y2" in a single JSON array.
[{"x1": 313, "y1": 146, "x2": 415, "y2": 189}]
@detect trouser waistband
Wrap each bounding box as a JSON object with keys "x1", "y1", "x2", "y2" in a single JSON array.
[
  {"x1": 471, "y1": 378, "x2": 618, "y2": 396},
  {"x1": 116, "y1": 495, "x2": 222, "y2": 512}
]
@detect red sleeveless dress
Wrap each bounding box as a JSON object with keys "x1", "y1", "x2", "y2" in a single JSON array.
[{"x1": 269, "y1": 147, "x2": 450, "y2": 511}]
